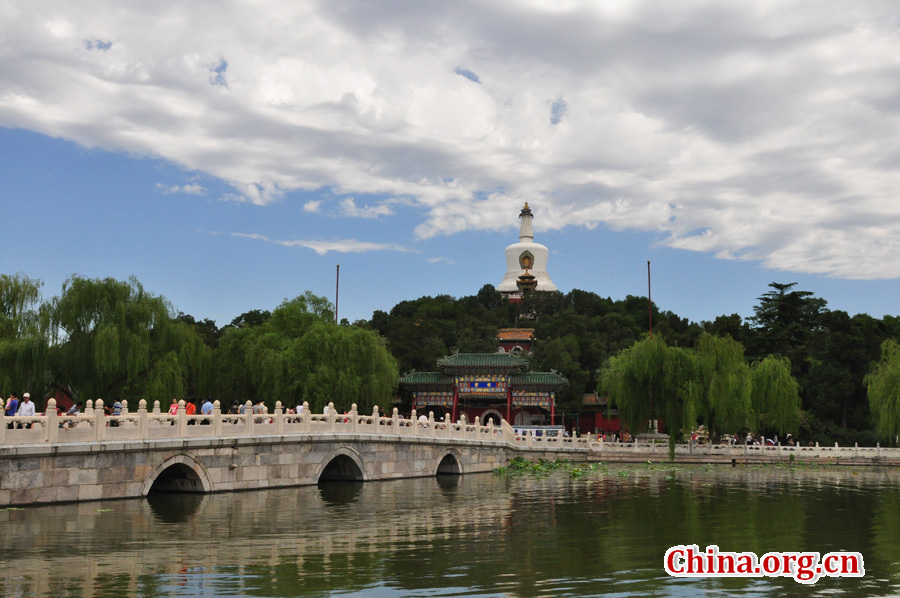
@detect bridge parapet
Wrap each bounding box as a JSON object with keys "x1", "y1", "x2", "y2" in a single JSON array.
[{"x1": 0, "y1": 398, "x2": 523, "y2": 447}]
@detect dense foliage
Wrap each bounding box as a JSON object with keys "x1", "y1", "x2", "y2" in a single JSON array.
[
  {"x1": 365, "y1": 282, "x2": 900, "y2": 446},
  {"x1": 3, "y1": 272, "x2": 900, "y2": 446},
  {"x1": 0, "y1": 276, "x2": 397, "y2": 414}
]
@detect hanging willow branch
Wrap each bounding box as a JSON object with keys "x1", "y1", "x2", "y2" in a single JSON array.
[
  {"x1": 750, "y1": 355, "x2": 801, "y2": 436},
  {"x1": 865, "y1": 339, "x2": 900, "y2": 442},
  {"x1": 46, "y1": 276, "x2": 212, "y2": 402},
  {"x1": 695, "y1": 333, "x2": 752, "y2": 440}
]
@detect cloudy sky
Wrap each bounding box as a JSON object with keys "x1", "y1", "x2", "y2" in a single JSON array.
[{"x1": 3, "y1": 1, "x2": 900, "y2": 326}]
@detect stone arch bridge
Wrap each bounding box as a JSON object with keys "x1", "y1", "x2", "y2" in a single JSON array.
[{"x1": 0, "y1": 399, "x2": 590, "y2": 506}]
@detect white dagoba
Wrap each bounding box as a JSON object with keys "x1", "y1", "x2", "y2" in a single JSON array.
[{"x1": 498, "y1": 203, "x2": 558, "y2": 295}]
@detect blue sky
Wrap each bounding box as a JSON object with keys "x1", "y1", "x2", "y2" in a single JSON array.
[{"x1": 3, "y1": 2, "x2": 900, "y2": 327}]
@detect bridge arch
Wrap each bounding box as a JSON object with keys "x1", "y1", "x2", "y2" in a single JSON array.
[
  {"x1": 143, "y1": 454, "x2": 212, "y2": 495},
  {"x1": 435, "y1": 448, "x2": 463, "y2": 475},
  {"x1": 316, "y1": 446, "x2": 369, "y2": 482}
]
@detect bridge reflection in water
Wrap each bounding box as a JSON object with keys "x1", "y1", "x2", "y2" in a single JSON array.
[{"x1": 3, "y1": 468, "x2": 900, "y2": 597}]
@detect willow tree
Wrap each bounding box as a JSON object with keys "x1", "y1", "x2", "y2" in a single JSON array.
[
  {"x1": 0, "y1": 273, "x2": 48, "y2": 396},
  {"x1": 47, "y1": 276, "x2": 212, "y2": 402},
  {"x1": 215, "y1": 294, "x2": 398, "y2": 412},
  {"x1": 599, "y1": 335, "x2": 698, "y2": 459},
  {"x1": 694, "y1": 333, "x2": 752, "y2": 441},
  {"x1": 297, "y1": 322, "x2": 399, "y2": 412},
  {"x1": 865, "y1": 339, "x2": 900, "y2": 443},
  {"x1": 750, "y1": 355, "x2": 801, "y2": 436}
]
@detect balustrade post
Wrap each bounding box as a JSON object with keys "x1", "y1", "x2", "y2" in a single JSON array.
[
  {"x1": 392, "y1": 408, "x2": 399, "y2": 434},
  {"x1": 178, "y1": 400, "x2": 187, "y2": 437},
  {"x1": 85, "y1": 399, "x2": 94, "y2": 416},
  {"x1": 152, "y1": 400, "x2": 161, "y2": 414},
  {"x1": 328, "y1": 402, "x2": 336, "y2": 432},
  {"x1": 428, "y1": 411, "x2": 435, "y2": 437},
  {"x1": 121, "y1": 399, "x2": 129, "y2": 417},
  {"x1": 0, "y1": 410, "x2": 5, "y2": 444},
  {"x1": 302, "y1": 401, "x2": 310, "y2": 433},
  {"x1": 212, "y1": 400, "x2": 222, "y2": 436},
  {"x1": 245, "y1": 401, "x2": 254, "y2": 436},
  {"x1": 459, "y1": 414, "x2": 466, "y2": 439},
  {"x1": 350, "y1": 403, "x2": 358, "y2": 433},
  {"x1": 94, "y1": 399, "x2": 105, "y2": 441},
  {"x1": 372, "y1": 405, "x2": 380, "y2": 433},
  {"x1": 46, "y1": 398, "x2": 58, "y2": 443},
  {"x1": 275, "y1": 401, "x2": 284, "y2": 435},
  {"x1": 138, "y1": 399, "x2": 148, "y2": 439},
  {"x1": 877, "y1": 442, "x2": 881, "y2": 459},
  {"x1": 411, "y1": 408, "x2": 418, "y2": 437}
]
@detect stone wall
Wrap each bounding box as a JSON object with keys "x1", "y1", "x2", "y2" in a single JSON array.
[{"x1": 0, "y1": 435, "x2": 509, "y2": 507}]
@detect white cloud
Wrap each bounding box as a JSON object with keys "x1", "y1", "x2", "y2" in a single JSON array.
[
  {"x1": 156, "y1": 183, "x2": 206, "y2": 195},
  {"x1": 231, "y1": 233, "x2": 408, "y2": 255},
  {"x1": 4, "y1": 2, "x2": 900, "y2": 278},
  {"x1": 338, "y1": 197, "x2": 394, "y2": 219},
  {"x1": 303, "y1": 200, "x2": 322, "y2": 213},
  {"x1": 427, "y1": 257, "x2": 457, "y2": 265}
]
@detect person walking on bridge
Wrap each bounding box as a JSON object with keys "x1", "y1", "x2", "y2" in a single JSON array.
[{"x1": 5, "y1": 392, "x2": 19, "y2": 428}]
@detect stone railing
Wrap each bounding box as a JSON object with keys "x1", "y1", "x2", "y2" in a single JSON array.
[
  {"x1": 0, "y1": 398, "x2": 511, "y2": 446},
  {"x1": 588, "y1": 439, "x2": 899, "y2": 460},
  {"x1": 509, "y1": 428, "x2": 592, "y2": 450},
  {"x1": 2, "y1": 399, "x2": 894, "y2": 461}
]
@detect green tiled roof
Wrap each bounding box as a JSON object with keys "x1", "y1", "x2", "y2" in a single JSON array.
[
  {"x1": 398, "y1": 372, "x2": 454, "y2": 386},
  {"x1": 510, "y1": 372, "x2": 568, "y2": 386},
  {"x1": 437, "y1": 353, "x2": 527, "y2": 368}
]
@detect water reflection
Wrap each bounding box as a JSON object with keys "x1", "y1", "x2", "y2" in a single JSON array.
[
  {"x1": 1, "y1": 466, "x2": 899, "y2": 597},
  {"x1": 147, "y1": 492, "x2": 206, "y2": 524},
  {"x1": 317, "y1": 481, "x2": 364, "y2": 506}
]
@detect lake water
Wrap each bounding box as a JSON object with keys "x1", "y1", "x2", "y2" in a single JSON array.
[{"x1": 2, "y1": 463, "x2": 899, "y2": 597}]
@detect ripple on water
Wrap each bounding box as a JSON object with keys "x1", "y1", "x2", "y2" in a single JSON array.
[{"x1": 2, "y1": 466, "x2": 900, "y2": 597}]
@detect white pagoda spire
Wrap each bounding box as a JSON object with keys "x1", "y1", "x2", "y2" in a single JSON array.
[
  {"x1": 497, "y1": 202, "x2": 558, "y2": 295},
  {"x1": 518, "y1": 202, "x2": 534, "y2": 242}
]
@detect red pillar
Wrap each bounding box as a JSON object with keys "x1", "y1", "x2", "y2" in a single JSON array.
[
  {"x1": 452, "y1": 386, "x2": 459, "y2": 423},
  {"x1": 550, "y1": 396, "x2": 556, "y2": 426},
  {"x1": 506, "y1": 385, "x2": 512, "y2": 423}
]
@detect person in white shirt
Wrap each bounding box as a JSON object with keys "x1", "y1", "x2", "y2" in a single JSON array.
[
  {"x1": 17, "y1": 392, "x2": 36, "y2": 428},
  {"x1": 17, "y1": 393, "x2": 36, "y2": 417}
]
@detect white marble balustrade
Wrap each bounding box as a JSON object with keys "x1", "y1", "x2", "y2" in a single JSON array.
[{"x1": 0, "y1": 398, "x2": 513, "y2": 446}]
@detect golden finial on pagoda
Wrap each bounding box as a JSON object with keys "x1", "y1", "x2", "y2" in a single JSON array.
[{"x1": 523, "y1": 202, "x2": 530, "y2": 210}]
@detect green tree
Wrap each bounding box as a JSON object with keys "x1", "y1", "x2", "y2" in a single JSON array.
[
  {"x1": 0, "y1": 273, "x2": 48, "y2": 397},
  {"x1": 598, "y1": 335, "x2": 698, "y2": 459},
  {"x1": 46, "y1": 276, "x2": 212, "y2": 402},
  {"x1": 215, "y1": 294, "x2": 398, "y2": 412},
  {"x1": 747, "y1": 282, "x2": 826, "y2": 368},
  {"x1": 865, "y1": 339, "x2": 900, "y2": 443},
  {"x1": 750, "y1": 355, "x2": 802, "y2": 437},
  {"x1": 694, "y1": 333, "x2": 752, "y2": 441}
]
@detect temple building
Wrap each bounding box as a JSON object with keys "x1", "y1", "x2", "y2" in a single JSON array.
[
  {"x1": 495, "y1": 328, "x2": 535, "y2": 353},
  {"x1": 398, "y1": 352, "x2": 567, "y2": 426},
  {"x1": 497, "y1": 203, "x2": 558, "y2": 301}
]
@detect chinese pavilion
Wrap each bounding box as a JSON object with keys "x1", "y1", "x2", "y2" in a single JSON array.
[
  {"x1": 496, "y1": 328, "x2": 535, "y2": 353},
  {"x1": 498, "y1": 203, "x2": 558, "y2": 300},
  {"x1": 398, "y1": 353, "x2": 567, "y2": 426}
]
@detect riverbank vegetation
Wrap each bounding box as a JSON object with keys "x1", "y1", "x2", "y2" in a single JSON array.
[
  {"x1": 0, "y1": 274, "x2": 397, "y2": 414},
  {"x1": 3, "y1": 272, "x2": 900, "y2": 445}
]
